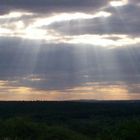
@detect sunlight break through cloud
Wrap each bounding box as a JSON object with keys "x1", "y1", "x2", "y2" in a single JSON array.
[
  {"x1": 0, "y1": 11, "x2": 112, "y2": 41},
  {"x1": 0, "y1": 11, "x2": 33, "y2": 19},
  {"x1": 110, "y1": 0, "x2": 128, "y2": 7},
  {"x1": 0, "y1": 8, "x2": 139, "y2": 47},
  {"x1": 54, "y1": 34, "x2": 140, "y2": 48}
]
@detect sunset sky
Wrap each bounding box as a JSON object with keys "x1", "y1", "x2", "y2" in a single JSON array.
[{"x1": 0, "y1": 0, "x2": 140, "y2": 100}]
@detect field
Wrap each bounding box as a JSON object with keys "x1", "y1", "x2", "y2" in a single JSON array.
[{"x1": 0, "y1": 101, "x2": 140, "y2": 140}]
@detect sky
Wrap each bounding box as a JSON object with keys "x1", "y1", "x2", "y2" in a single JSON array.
[{"x1": 0, "y1": 0, "x2": 140, "y2": 100}]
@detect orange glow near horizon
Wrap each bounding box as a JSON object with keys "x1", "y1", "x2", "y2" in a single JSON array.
[{"x1": 0, "y1": 80, "x2": 140, "y2": 101}]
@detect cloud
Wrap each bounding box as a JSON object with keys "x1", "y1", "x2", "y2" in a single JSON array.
[
  {"x1": 0, "y1": 8, "x2": 139, "y2": 47},
  {"x1": 0, "y1": 37, "x2": 140, "y2": 92},
  {"x1": 46, "y1": 4, "x2": 140, "y2": 36},
  {"x1": 0, "y1": 1, "x2": 139, "y2": 47},
  {"x1": 0, "y1": 0, "x2": 140, "y2": 100},
  {"x1": 0, "y1": 0, "x2": 108, "y2": 15},
  {"x1": 129, "y1": 0, "x2": 140, "y2": 4},
  {"x1": 0, "y1": 79, "x2": 140, "y2": 100}
]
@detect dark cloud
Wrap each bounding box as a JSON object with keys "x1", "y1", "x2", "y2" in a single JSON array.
[
  {"x1": 46, "y1": 4, "x2": 140, "y2": 36},
  {"x1": 0, "y1": 0, "x2": 108, "y2": 15},
  {"x1": 0, "y1": 37, "x2": 140, "y2": 92},
  {"x1": 129, "y1": 0, "x2": 140, "y2": 4}
]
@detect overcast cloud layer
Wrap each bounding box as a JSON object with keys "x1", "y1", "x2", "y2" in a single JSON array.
[{"x1": 0, "y1": 0, "x2": 140, "y2": 100}]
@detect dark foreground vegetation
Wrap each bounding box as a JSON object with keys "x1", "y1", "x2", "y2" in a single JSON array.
[{"x1": 0, "y1": 101, "x2": 140, "y2": 140}]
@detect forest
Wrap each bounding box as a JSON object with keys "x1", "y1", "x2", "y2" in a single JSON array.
[{"x1": 0, "y1": 101, "x2": 140, "y2": 140}]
